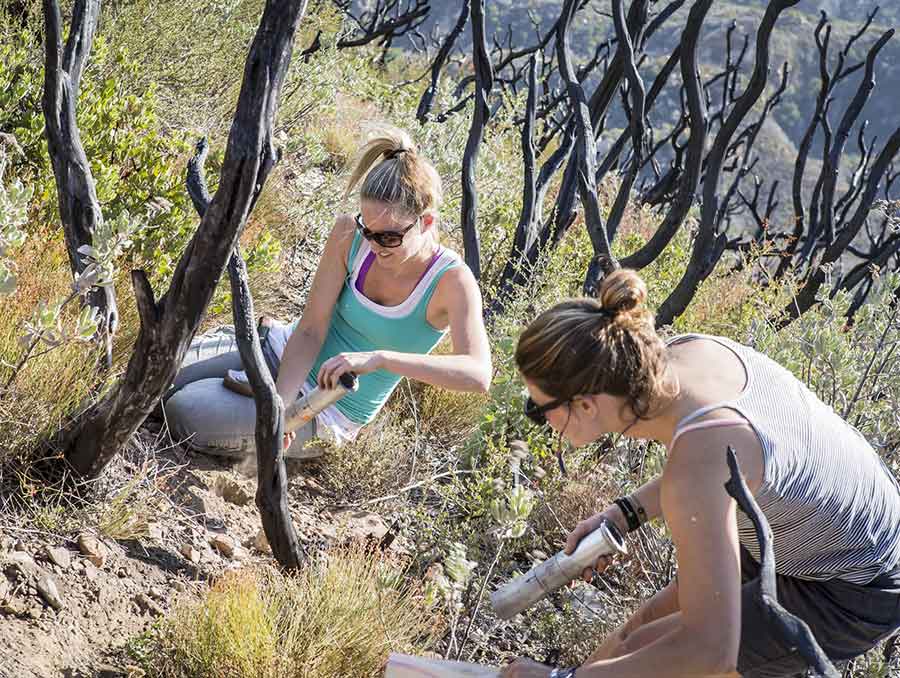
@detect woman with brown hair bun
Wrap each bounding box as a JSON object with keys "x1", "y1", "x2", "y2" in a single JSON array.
[
  {"x1": 502, "y1": 269, "x2": 900, "y2": 678},
  {"x1": 163, "y1": 124, "x2": 491, "y2": 457}
]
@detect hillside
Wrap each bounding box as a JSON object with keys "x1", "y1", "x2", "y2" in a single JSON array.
[
  {"x1": 0, "y1": 1, "x2": 899, "y2": 677},
  {"x1": 414, "y1": 0, "x2": 899, "y2": 231}
]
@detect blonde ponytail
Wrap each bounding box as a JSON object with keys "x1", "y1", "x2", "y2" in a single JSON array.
[{"x1": 345, "y1": 124, "x2": 442, "y2": 219}]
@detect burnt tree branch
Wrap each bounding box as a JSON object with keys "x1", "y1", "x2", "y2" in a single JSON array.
[
  {"x1": 620, "y1": 0, "x2": 712, "y2": 270},
  {"x1": 604, "y1": 0, "x2": 647, "y2": 244},
  {"x1": 777, "y1": 127, "x2": 900, "y2": 327},
  {"x1": 557, "y1": 0, "x2": 619, "y2": 296},
  {"x1": 656, "y1": 0, "x2": 801, "y2": 328},
  {"x1": 187, "y1": 140, "x2": 303, "y2": 569},
  {"x1": 42, "y1": 0, "x2": 117, "y2": 370},
  {"x1": 459, "y1": 0, "x2": 493, "y2": 279},
  {"x1": 416, "y1": 0, "x2": 470, "y2": 123},
  {"x1": 61, "y1": 0, "x2": 308, "y2": 478},
  {"x1": 489, "y1": 56, "x2": 539, "y2": 318},
  {"x1": 724, "y1": 447, "x2": 839, "y2": 678}
]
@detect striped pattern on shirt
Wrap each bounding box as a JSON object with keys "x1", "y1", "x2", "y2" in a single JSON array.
[{"x1": 668, "y1": 334, "x2": 900, "y2": 584}]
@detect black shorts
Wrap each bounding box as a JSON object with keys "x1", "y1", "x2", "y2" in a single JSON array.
[{"x1": 738, "y1": 547, "x2": 900, "y2": 677}]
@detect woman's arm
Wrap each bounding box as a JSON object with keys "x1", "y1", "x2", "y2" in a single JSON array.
[
  {"x1": 579, "y1": 430, "x2": 744, "y2": 677},
  {"x1": 275, "y1": 216, "x2": 353, "y2": 404},
  {"x1": 506, "y1": 430, "x2": 748, "y2": 678},
  {"x1": 317, "y1": 264, "x2": 493, "y2": 392},
  {"x1": 564, "y1": 476, "x2": 663, "y2": 581}
]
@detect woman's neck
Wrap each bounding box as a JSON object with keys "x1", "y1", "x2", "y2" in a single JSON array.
[{"x1": 622, "y1": 362, "x2": 703, "y2": 448}]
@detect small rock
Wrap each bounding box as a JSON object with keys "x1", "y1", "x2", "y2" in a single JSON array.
[
  {"x1": 4, "y1": 551, "x2": 41, "y2": 582},
  {"x1": 173, "y1": 581, "x2": 187, "y2": 592},
  {"x1": 294, "y1": 474, "x2": 327, "y2": 496},
  {"x1": 13, "y1": 540, "x2": 27, "y2": 552},
  {"x1": 147, "y1": 523, "x2": 164, "y2": 541},
  {"x1": 83, "y1": 563, "x2": 99, "y2": 582},
  {"x1": 185, "y1": 489, "x2": 211, "y2": 516},
  {"x1": 134, "y1": 593, "x2": 163, "y2": 617},
  {"x1": 252, "y1": 529, "x2": 270, "y2": 553},
  {"x1": 148, "y1": 586, "x2": 167, "y2": 602},
  {"x1": 77, "y1": 534, "x2": 108, "y2": 568},
  {"x1": 214, "y1": 476, "x2": 253, "y2": 507},
  {"x1": 335, "y1": 510, "x2": 389, "y2": 542},
  {"x1": 0, "y1": 596, "x2": 27, "y2": 616},
  {"x1": 45, "y1": 546, "x2": 72, "y2": 570},
  {"x1": 231, "y1": 547, "x2": 249, "y2": 562},
  {"x1": 209, "y1": 534, "x2": 235, "y2": 558},
  {"x1": 36, "y1": 575, "x2": 64, "y2": 611},
  {"x1": 96, "y1": 665, "x2": 127, "y2": 678},
  {"x1": 179, "y1": 543, "x2": 201, "y2": 564},
  {"x1": 117, "y1": 567, "x2": 129, "y2": 579}
]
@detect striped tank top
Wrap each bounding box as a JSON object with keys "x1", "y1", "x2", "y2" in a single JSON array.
[{"x1": 667, "y1": 333, "x2": 900, "y2": 584}]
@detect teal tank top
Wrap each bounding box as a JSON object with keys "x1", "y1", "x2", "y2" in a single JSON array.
[{"x1": 307, "y1": 230, "x2": 461, "y2": 424}]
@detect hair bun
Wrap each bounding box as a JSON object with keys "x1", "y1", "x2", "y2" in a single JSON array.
[{"x1": 598, "y1": 269, "x2": 647, "y2": 316}]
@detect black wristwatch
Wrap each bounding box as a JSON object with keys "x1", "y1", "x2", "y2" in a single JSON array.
[{"x1": 549, "y1": 668, "x2": 577, "y2": 678}]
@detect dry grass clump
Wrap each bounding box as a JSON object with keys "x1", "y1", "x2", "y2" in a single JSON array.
[
  {"x1": 139, "y1": 547, "x2": 441, "y2": 678},
  {"x1": 316, "y1": 412, "x2": 416, "y2": 503}
]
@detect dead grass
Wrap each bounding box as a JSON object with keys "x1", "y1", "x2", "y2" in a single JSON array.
[{"x1": 141, "y1": 547, "x2": 441, "y2": 678}]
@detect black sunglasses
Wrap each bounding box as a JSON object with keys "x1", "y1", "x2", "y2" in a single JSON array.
[
  {"x1": 524, "y1": 395, "x2": 571, "y2": 427},
  {"x1": 355, "y1": 212, "x2": 418, "y2": 248}
]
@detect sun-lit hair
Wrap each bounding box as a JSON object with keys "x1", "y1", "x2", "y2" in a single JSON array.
[
  {"x1": 515, "y1": 269, "x2": 677, "y2": 420},
  {"x1": 345, "y1": 124, "x2": 442, "y2": 220}
]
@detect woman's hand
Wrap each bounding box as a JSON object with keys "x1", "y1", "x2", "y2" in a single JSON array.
[
  {"x1": 566, "y1": 504, "x2": 628, "y2": 583},
  {"x1": 283, "y1": 430, "x2": 296, "y2": 451},
  {"x1": 316, "y1": 351, "x2": 383, "y2": 390},
  {"x1": 499, "y1": 658, "x2": 554, "y2": 677}
]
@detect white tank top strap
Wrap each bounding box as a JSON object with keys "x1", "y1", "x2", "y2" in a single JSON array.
[{"x1": 669, "y1": 416, "x2": 752, "y2": 451}]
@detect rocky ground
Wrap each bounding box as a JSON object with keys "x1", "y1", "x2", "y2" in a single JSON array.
[{"x1": 0, "y1": 425, "x2": 403, "y2": 678}]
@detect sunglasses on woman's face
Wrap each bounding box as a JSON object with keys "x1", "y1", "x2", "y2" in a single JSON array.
[
  {"x1": 524, "y1": 395, "x2": 571, "y2": 427},
  {"x1": 355, "y1": 212, "x2": 419, "y2": 248}
]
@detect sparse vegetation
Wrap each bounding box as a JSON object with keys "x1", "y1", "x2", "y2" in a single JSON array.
[
  {"x1": 0, "y1": 0, "x2": 898, "y2": 676},
  {"x1": 133, "y1": 548, "x2": 441, "y2": 678}
]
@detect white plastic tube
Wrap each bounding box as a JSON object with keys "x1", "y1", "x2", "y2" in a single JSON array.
[
  {"x1": 284, "y1": 372, "x2": 358, "y2": 433},
  {"x1": 490, "y1": 521, "x2": 627, "y2": 620}
]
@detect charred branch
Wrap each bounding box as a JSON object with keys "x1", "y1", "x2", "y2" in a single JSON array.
[
  {"x1": 489, "y1": 57, "x2": 539, "y2": 318},
  {"x1": 604, "y1": 0, "x2": 647, "y2": 244},
  {"x1": 62, "y1": 0, "x2": 308, "y2": 478},
  {"x1": 186, "y1": 140, "x2": 304, "y2": 570},
  {"x1": 335, "y1": 0, "x2": 429, "y2": 49},
  {"x1": 416, "y1": 0, "x2": 469, "y2": 123},
  {"x1": 620, "y1": 0, "x2": 712, "y2": 271},
  {"x1": 816, "y1": 29, "x2": 894, "y2": 250},
  {"x1": 459, "y1": 0, "x2": 493, "y2": 279},
  {"x1": 557, "y1": 0, "x2": 619, "y2": 296},
  {"x1": 227, "y1": 248, "x2": 304, "y2": 570},
  {"x1": 777, "y1": 127, "x2": 900, "y2": 327},
  {"x1": 41, "y1": 0, "x2": 117, "y2": 370},
  {"x1": 656, "y1": 0, "x2": 801, "y2": 328},
  {"x1": 777, "y1": 11, "x2": 883, "y2": 279},
  {"x1": 724, "y1": 447, "x2": 839, "y2": 678}
]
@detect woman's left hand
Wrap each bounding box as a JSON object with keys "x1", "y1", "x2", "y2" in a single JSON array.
[
  {"x1": 317, "y1": 351, "x2": 383, "y2": 390},
  {"x1": 499, "y1": 658, "x2": 554, "y2": 677}
]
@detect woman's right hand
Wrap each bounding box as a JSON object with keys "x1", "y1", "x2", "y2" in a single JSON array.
[
  {"x1": 283, "y1": 430, "x2": 296, "y2": 451},
  {"x1": 565, "y1": 504, "x2": 628, "y2": 582}
]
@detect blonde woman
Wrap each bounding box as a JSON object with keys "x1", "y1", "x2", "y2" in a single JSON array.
[
  {"x1": 164, "y1": 125, "x2": 491, "y2": 457},
  {"x1": 502, "y1": 269, "x2": 900, "y2": 678}
]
